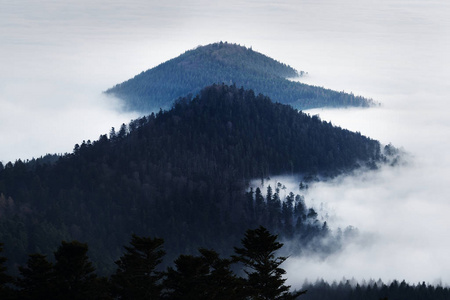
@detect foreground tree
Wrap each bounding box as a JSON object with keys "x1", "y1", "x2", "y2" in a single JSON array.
[
  {"x1": 111, "y1": 235, "x2": 165, "y2": 300},
  {"x1": 233, "y1": 226, "x2": 306, "y2": 300},
  {"x1": 16, "y1": 253, "x2": 55, "y2": 300},
  {"x1": 53, "y1": 241, "x2": 104, "y2": 300},
  {"x1": 164, "y1": 248, "x2": 240, "y2": 300}
]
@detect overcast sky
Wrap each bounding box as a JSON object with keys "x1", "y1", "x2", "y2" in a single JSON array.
[{"x1": 1, "y1": 0, "x2": 450, "y2": 287}]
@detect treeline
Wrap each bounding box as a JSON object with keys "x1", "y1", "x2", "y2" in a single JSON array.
[
  {"x1": 302, "y1": 278, "x2": 450, "y2": 300},
  {"x1": 1, "y1": 227, "x2": 448, "y2": 300},
  {"x1": 0, "y1": 84, "x2": 385, "y2": 274},
  {"x1": 0, "y1": 227, "x2": 306, "y2": 300},
  {"x1": 106, "y1": 42, "x2": 375, "y2": 112},
  {"x1": 0, "y1": 176, "x2": 334, "y2": 276}
]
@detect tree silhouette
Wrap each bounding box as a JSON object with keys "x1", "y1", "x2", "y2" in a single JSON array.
[
  {"x1": 164, "y1": 248, "x2": 240, "y2": 300},
  {"x1": 111, "y1": 234, "x2": 165, "y2": 300},
  {"x1": 53, "y1": 240, "x2": 100, "y2": 300},
  {"x1": 16, "y1": 253, "x2": 55, "y2": 300},
  {"x1": 233, "y1": 226, "x2": 306, "y2": 300}
]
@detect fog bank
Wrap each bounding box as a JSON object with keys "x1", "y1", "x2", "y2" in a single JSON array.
[
  {"x1": 2, "y1": 0, "x2": 450, "y2": 286},
  {"x1": 284, "y1": 101, "x2": 450, "y2": 286}
]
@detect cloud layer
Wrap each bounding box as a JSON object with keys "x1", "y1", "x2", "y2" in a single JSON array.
[{"x1": 1, "y1": 0, "x2": 450, "y2": 287}]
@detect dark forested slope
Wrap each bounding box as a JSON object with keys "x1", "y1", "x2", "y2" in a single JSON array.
[
  {"x1": 106, "y1": 42, "x2": 375, "y2": 112},
  {"x1": 0, "y1": 85, "x2": 382, "y2": 274},
  {"x1": 302, "y1": 279, "x2": 450, "y2": 300}
]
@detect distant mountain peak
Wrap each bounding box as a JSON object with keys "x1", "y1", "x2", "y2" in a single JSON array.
[
  {"x1": 182, "y1": 42, "x2": 300, "y2": 77},
  {"x1": 105, "y1": 42, "x2": 374, "y2": 113}
]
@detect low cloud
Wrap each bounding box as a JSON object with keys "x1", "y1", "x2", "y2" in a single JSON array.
[
  {"x1": 281, "y1": 104, "x2": 450, "y2": 288},
  {"x1": 0, "y1": 79, "x2": 138, "y2": 163},
  {"x1": 2, "y1": 0, "x2": 449, "y2": 288}
]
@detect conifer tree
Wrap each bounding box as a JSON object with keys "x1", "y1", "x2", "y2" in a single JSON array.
[
  {"x1": 233, "y1": 226, "x2": 306, "y2": 300},
  {"x1": 53, "y1": 240, "x2": 99, "y2": 300},
  {"x1": 164, "y1": 248, "x2": 240, "y2": 300},
  {"x1": 163, "y1": 254, "x2": 209, "y2": 300},
  {"x1": 111, "y1": 235, "x2": 165, "y2": 300},
  {"x1": 17, "y1": 253, "x2": 55, "y2": 300}
]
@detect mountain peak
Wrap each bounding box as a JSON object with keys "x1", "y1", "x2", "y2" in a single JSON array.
[
  {"x1": 179, "y1": 42, "x2": 299, "y2": 77},
  {"x1": 0, "y1": 84, "x2": 384, "y2": 274},
  {"x1": 105, "y1": 42, "x2": 374, "y2": 113}
]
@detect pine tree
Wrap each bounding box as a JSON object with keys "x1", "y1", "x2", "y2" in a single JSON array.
[
  {"x1": 17, "y1": 253, "x2": 55, "y2": 300},
  {"x1": 233, "y1": 226, "x2": 306, "y2": 300},
  {"x1": 163, "y1": 248, "x2": 240, "y2": 300},
  {"x1": 282, "y1": 192, "x2": 295, "y2": 237},
  {"x1": 53, "y1": 240, "x2": 99, "y2": 300},
  {"x1": 163, "y1": 254, "x2": 209, "y2": 300},
  {"x1": 198, "y1": 248, "x2": 241, "y2": 300},
  {"x1": 111, "y1": 235, "x2": 165, "y2": 300},
  {"x1": 254, "y1": 187, "x2": 266, "y2": 224}
]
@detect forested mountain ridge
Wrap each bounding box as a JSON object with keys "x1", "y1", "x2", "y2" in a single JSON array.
[
  {"x1": 105, "y1": 42, "x2": 375, "y2": 112},
  {"x1": 0, "y1": 85, "x2": 384, "y2": 274}
]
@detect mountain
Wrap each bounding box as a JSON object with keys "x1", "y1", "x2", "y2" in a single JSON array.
[
  {"x1": 105, "y1": 42, "x2": 375, "y2": 112},
  {"x1": 0, "y1": 85, "x2": 385, "y2": 274}
]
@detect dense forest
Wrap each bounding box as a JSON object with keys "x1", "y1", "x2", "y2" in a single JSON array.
[
  {"x1": 0, "y1": 227, "x2": 307, "y2": 299},
  {"x1": 0, "y1": 84, "x2": 387, "y2": 274},
  {"x1": 1, "y1": 227, "x2": 447, "y2": 300},
  {"x1": 302, "y1": 278, "x2": 450, "y2": 300},
  {"x1": 106, "y1": 42, "x2": 375, "y2": 112}
]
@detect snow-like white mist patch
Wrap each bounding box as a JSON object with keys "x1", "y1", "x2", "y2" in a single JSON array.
[
  {"x1": 248, "y1": 133, "x2": 450, "y2": 287},
  {"x1": 247, "y1": 173, "x2": 367, "y2": 260},
  {"x1": 282, "y1": 158, "x2": 450, "y2": 288}
]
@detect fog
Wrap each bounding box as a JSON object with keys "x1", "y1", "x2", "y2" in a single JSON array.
[{"x1": 2, "y1": 0, "x2": 450, "y2": 287}]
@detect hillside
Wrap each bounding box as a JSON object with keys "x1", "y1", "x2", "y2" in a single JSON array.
[
  {"x1": 0, "y1": 85, "x2": 383, "y2": 274},
  {"x1": 105, "y1": 42, "x2": 375, "y2": 112}
]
